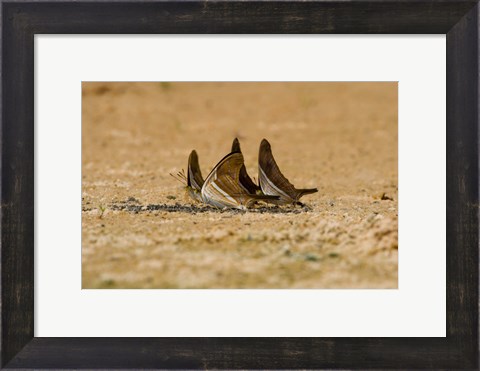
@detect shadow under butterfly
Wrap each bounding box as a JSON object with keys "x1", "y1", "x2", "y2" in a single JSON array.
[
  {"x1": 171, "y1": 139, "x2": 279, "y2": 210},
  {"x1": 258, "y1": 138, "x2": 318, "y2": 205}
]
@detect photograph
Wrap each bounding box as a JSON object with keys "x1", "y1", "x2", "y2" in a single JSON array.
[{"x1": 82, "y1": 82, "x2": 398, "y2": 289}]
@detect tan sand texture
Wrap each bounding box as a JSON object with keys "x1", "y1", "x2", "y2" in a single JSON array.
[{"x1": 82, "y1": 82, "x2": 398, "y2": 288}]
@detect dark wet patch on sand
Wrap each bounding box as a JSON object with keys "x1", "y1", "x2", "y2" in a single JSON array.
[
  {"x1": 82, "y1": 200, "x2": 312, "y2": 214},
  {"x1": 112, "y1": 202, "x2": 310, "y2": 214}
]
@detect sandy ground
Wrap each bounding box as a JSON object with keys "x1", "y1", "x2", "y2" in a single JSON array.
[{"x1": 82, "y1": 82, "x2": 398, "y2": 289}]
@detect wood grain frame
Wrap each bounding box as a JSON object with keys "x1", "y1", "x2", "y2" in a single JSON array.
[{"x1": 1, "y1": 1, "x2": 478, "y2": 369}]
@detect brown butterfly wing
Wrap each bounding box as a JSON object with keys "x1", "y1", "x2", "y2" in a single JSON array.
[
  {"x1": 258, "y1": 139, "x2": 299, "y2": 203},
  {"x1": 259, "y1": 139, "x2": 319, "y2": 204},
  {"x1": 213, "y1": 152, "x2": 244, "y2": 183},
  {"x1": 201, "y1": 152, "x2": 246, "y2": 208},
  {"x1": 184, "y1": 150, "x2": 205, "y2": 202},
  {"x1": 202, "y1": 151, "x2": 278, "y2": 209},
  {"x1": 231, "y1": 138, "x2": 262, "y2": 194},
  {"x1": 187, "y1": 150, "x2": 204, "y2": 191},
  {"x1": 231, "y1": 138, "x2": 241, "y2": 153}
]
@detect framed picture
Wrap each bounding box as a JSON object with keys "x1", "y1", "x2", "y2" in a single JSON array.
[{"x1": 2, "y1": 1, "x2": 478, "y2": 369}]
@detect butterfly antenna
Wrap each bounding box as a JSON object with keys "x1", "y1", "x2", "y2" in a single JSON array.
[
  {"x1": 178, "y1": 169, "x2": 187, "y2": 181},
  {"x1": 169, "y1": 170, "x2": 187, "y2": 185}
]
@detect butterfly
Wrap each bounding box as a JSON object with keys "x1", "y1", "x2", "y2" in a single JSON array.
[
  {"x1": 231, "y1": 138, "x2": 262, "y2": 194},
  {"x1": 201, "y1": 149, "x2": 279, "y2": 210},
  {"x1": 258, "y1": 138, "x2": 318, "y2": 205},
  {"x1": 170, "y1": 150, "x2": 204, "y2": 203}
]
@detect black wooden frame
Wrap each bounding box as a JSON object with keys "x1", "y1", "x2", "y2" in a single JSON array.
[{"x1": 1, "y1": 1, "x2": 478, "y2": 369}]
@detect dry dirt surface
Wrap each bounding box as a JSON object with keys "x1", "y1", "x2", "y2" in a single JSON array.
[{"x1": 82, "y1": 82, "x2": 398, "y2": 289}]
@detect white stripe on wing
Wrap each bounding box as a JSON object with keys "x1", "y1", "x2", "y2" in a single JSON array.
[
  {"x1": 259, "y1": 166, "x2": 290, "y2": 200},
  {"x1": 211, "y1": 181, "x2": 238, "y2": 205}
]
